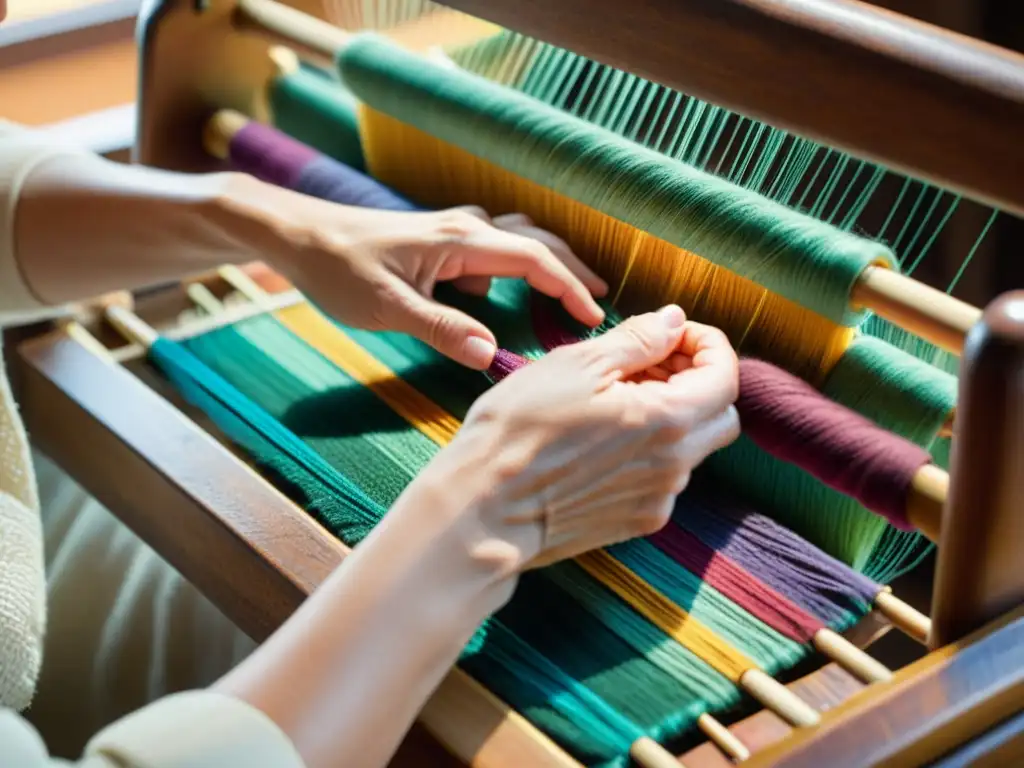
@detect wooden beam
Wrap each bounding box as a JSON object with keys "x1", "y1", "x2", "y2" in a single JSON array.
[{"x1": 435, "y1": 0, "x2": 1024, "y2": 217}]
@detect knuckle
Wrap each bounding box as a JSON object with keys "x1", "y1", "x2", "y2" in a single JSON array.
[
  {"x1": 438, "y1": 208, "x2": 487, "y2": 238},
  {"x1": 633, "y1": 497, "x2": 674, "y2": 536},
  {"x1": 425, "y1": 311, "x2": 458, "y2": 349}
]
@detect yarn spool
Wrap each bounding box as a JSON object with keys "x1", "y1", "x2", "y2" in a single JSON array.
[
  {"x1": 335, "y1": 34, "x2": 891, "y2": 327},
  {"x1": 737, "y1": 358, "x2": 933, "y2": 532}
]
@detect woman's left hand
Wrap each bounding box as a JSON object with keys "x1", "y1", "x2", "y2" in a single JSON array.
[{"x1": 262, "y1": 195, "x2": 608, "y2": 369}]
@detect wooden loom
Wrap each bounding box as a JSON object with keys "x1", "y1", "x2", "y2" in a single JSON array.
[{"x1": 8, "y1": 0, "x2": 1024, "y2": 765}]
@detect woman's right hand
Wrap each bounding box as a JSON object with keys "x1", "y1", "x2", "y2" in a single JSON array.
[
  {"x1": 409, "y1": 304, "x2": 741, "y2": 571},
  {"x1": 213, "y1": 305, "x2": 738, "y2": 768}
]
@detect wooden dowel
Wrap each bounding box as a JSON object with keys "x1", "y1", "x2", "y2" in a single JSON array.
[
  {"x1": 812, "y1": 628, "x2": 891, "y2": 684},
  {"x1": 186, "y1": 283, "x2": 226, "y2": 315},
  {"x1": 874, "y1": 589, "x2": 931, "y2": 646},
  {"x1": 905, "y1": 463, "x2": 948, "y2": 544},
  {"x1": 697, "y1": 713, "x2": 751, "y2": 763},
  {"x1": 851, "y1": 266, "x2": 981, "y2": 356},
  {"x1": 631, "y1": 737, "x2": 687, "y2": 768},
  {"x1": 220, "y1": 264, "x2": 273, "y2": 306},
  {"x1": 436, "y1": 0, "x2": 1024, "y2": 218},
  {"x1": 105, "y1": 305, "x2": 159, "y2": 349},
  {"x1": 234, "y1": 0, "x2": 349, "y2": 64},
  {"x1": 740, "y1": 669, "x2": 820, "y2": 729}
]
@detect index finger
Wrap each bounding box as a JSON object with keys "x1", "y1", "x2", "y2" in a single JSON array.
[{"x1": 459, "y1": 226, "x2": 606, "y2": 327}]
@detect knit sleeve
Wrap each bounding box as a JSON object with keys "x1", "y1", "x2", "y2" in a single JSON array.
[
  {"x1": 0, "y1": 121, "x2": 90, "y2": 314},
  {"x1": 0, "y1": 691, "x2": 307, "y2": 768}
]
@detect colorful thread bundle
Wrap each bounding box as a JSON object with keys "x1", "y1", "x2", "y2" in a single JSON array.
[
  {"x1": 225, "y1": 119, "x2": 944, "y2": 575},
  {"x1": 334, "y1": 34, "x2": 891, "y2": 328},
  {"x1": 167, "y1": 303, "x2": 888, "y2": 765},
  {"x1": 150, "y1": 118, "x2": 959, "y2": 763}
]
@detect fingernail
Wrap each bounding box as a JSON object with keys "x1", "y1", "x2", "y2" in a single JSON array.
[
  {"x1": 658, "y1": 304, "x2": 685, "y2": 329},
  {"x1": 463, "y1": 336, "x2": 497, "y2": 369}
]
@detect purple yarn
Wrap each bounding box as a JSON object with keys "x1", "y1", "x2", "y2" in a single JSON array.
[
  {"x1": 228, "y1": 122, "x2": 319, "y2": 189},
  {"x1": 487, "y1": 348, "x2": 530, "y2": 382},
  {"x1": 295, "y1": 156, "x2": 419, "y2": 211},
  {"x1": 673, "y1": 484, "x2": 881, "y2": 626}
]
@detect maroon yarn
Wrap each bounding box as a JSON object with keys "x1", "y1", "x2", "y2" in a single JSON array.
[
  {"x1": 488, "y1": 348, "x2": 530, "y2": 382},
  {"x1": 737, "y1": 359, "x2": 931, "y2": 530},
  {"x1": 648, "y1": 523, "x2": 822, "y2": 643},
  {"x1": 228, "y1": 122, "x2": 319, "y2": 189}
]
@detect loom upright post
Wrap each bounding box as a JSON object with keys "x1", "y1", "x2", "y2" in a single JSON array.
[{"x1": 930, "y1": 291, "x2": 1024, "y2": 648}]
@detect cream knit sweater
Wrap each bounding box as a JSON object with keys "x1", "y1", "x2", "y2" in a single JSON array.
[{"x1": 0, "y1": 122, "x2": 305, "y2": 766}]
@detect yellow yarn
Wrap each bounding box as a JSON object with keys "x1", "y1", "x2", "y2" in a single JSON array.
[
  {"x1": 276, "y1": 300, "x2": 759, "y2": 683},
  {"x1": 576, "y1": 550, "x2": 755, "y2": 682},
  {"x1": 358, "y1": 105, "x2": 855, "y2": 385},
  {"x1": 276, "y1": 303, "x2": 461, "y2": 444}
]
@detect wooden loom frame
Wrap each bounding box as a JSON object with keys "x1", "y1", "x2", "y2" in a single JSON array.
[{"x1": 8, "y1": 0, "x2": 1024, "y2": 765}]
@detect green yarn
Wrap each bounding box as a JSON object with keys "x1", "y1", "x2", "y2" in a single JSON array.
[
  {"x1": 180, "y1": 303, "x2": 814, "y2": 765},
  {"x1": 336, "y1": 34, "x2": 894, "y2": 327},
  {"x1": 609, "y1": 540, "x2": 806, "y2": 674},
  {"x1": 269, "y1": 65, "x2": 366, "y2": 171},
  {"x1": 701, "y1": 333, "x2": 955, "y2": 579},
  {"x1": 822, "y1": 335, "x2": 957, "y2": 447},
  {"x1": 153, "y1": 332, "x2": 673, "y2": 766}
]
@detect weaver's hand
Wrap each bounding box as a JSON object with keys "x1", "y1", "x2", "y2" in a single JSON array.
[
  {"x1": 272, "y1": 202, "x2": 608, "y2": 369},
  {"x1": 403, "y1": 305, "x2": 741, "y2": 571}
]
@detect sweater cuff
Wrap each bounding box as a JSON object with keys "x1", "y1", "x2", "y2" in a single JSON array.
[
  {"x1": 0, "y1": 133, "x2": 90, "y2": 314},
  {"x1": 84, "y1": 691, "x2": 307, "y2": 768}
]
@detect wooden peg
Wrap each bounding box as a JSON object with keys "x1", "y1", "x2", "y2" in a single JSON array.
[
  {"x1": 234, "y1": 0, "x2": 351, "y2": 64},
  {"x1": 851, "y1": 266, "x2": 981, "y2": 356},
  {"x1": 186, "y1": 283, "x2": 226, "y2": 315},
  {"x1": 630, "y1": 736, "x2": 686, "y2": 768},
  {"x1": 874, "y1": 588, "x2": 931, "y2": 645},
  {"x1": 931, "y1": 290, "x2": 1024, "y2": 647},
  {"x1": 740, "y1": 669, "x2": 820, "y2": 729},
  {"x1": 812, "y1": 628, "x2": 891, "y2": 684},
  {"x1": 203, "y1": 110, "x2": 248, "y2": 161},
  {"x1": 105, "y1": 305, "x2": 159, "y2": 349},
  {"x1": 697, "y1": 713, "x2": 751, "y2": 762}
]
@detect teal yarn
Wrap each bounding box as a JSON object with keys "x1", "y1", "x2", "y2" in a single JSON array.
[
  {"x1": 269, "y1": 64, "x2": 366, "y2": 171},
  {"x1": 336, "y1": 35, "x2": 894, "y2": 327},
  {"x1": 607, "y1": 540, "x2": 807, "y2": 674},
  {"x1": 150, "y1": 335, "x2": 686, "y2": 765},
  {"x1": 178, "y1": 310, "x2": 774, "y2": 765}
]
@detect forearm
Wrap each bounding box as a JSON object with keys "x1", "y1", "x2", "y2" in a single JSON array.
[
  {"x1": 213, "y1": 467, "x2": 520, "y2": 768},
  {"x1": 14, "y1": 154, "x2": 285, "y2": 306}
]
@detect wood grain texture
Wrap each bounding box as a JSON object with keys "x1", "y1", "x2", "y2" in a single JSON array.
[
  {"x1": 434, "y1": 0, "x2": 1024, "y2": 217},
  {"x1": 13, "y1": 330, "x2": 577, "y2": 768},
  {"x1": 931, "y1": 291, "x2": 1024, "y2": 647},
  {"x1": 15, "y1": 325, "x2": 1022, "y2": 766},
  {"x1": 741, "y1": 606, "x2": 1024, "y2": 767}
]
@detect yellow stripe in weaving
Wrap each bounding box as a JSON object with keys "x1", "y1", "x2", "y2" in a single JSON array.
[
  {"x1": 357, "y1": 105, "x2": 856, "y2": 387},
  {"x1": 277, "y1": 300, "x2": 760, "y2": 684},
  {"x1": 576, "y1": 550, "x2": 755, "y2": 682},
  {"x1": 274, "y1": 302, "x2": 461, "y2": 445}
]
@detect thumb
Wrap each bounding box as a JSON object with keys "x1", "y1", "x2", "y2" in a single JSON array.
[
  {"x1": 577, "y1": 305, "x2": 686, "y2": 377},
  {"x1": 382, "y1": 279, "x2": 498, "y2": 369}
]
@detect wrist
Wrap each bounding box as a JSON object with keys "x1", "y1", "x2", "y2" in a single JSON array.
[
  {"x1": 214, "y1": 171, "x2": 358, "y2": 279},
  {"x1": 381, "y1": 464, "x2": 525, "y2": 619}
]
